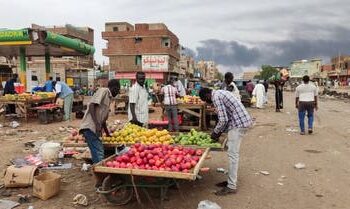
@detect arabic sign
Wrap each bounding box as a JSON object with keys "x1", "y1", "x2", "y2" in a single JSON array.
[{"x1": 142, "y1": 55, "x2": 169, "y2": 72}]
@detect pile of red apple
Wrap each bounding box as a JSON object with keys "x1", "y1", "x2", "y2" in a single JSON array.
[{"x1": 105, "y1": 144, "x2": 203, "y2": 173}]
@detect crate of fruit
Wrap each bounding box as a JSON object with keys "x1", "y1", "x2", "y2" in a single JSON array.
[
  {"x1": 174, "y1": 129, "x2": 227, "y2": 151},
  {"x1": 102, "y1": 123, "x2": 174, "y2": 146},
  {"x1": 93, "y1": 144, "x2": 210, "y2": 181}
]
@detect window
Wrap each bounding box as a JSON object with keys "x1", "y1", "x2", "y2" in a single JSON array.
[
  {"x1": 135, "y1": 55, "x2": 142, "y2": 66},
  {"x1": 113, "y1": 27, "x2": 119, "y2": 32},
  {"x1": 161, "y1": 37, "x2": 170, "y2": 48},
  {"x1": 135, "y1": 37, "x2": 143, "y2": 43}
]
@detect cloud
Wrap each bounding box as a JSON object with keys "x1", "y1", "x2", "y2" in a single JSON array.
[{"x1": 192, "y1": 25, "x2": 350, "y2": 73}]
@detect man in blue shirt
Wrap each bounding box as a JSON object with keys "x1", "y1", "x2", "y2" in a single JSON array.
[
  {"x1": 53, "y1": 80, "x2": 74, "y2": 121},
  {"x1": 44, "y1": 77, "x2": 54, "y2": 92}
]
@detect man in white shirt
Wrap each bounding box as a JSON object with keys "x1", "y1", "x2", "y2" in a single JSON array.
[
  {"x1": 128, "y1": 72, "x2": 149, "y2": 126},
  {"x1": 221, "y1": 72, "x2": 241, "y2": 101},
  {"x1": 295, "y1": 75, "x2": 318, "y2": 135},
  {"x1": 173, "y1": 76, "x2": 186, "y2": 97},
  {"x1": 161, "y1": 77, "x2": 179, "y2": 132}
]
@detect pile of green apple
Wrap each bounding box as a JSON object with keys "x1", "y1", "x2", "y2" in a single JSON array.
[{"x1": 174, "y1": 129, "x2": 221, "y2": 148}]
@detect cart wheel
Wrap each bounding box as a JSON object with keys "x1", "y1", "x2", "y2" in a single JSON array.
[{"x1": 101, "y1": 175, "x2": 134, "y2": 205}]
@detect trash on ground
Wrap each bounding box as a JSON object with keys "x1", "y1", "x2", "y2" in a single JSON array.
[
  {"x1": 81, "y1": 163, "x2": 91, "y2": 171},
  {"x1": 200, "y1": 167, "x2": 210, "y2": 172},
  {"x1": 315, "y1": 194, "x2": 324, "y2": 198},
  {"x1": 18, "y1": 194, "x2": 31, "y2": 204},
  {"x1": 0, "y1": 199, "x2": 20, "y2": 209},
  {"x1": 259, "y1": 171, "x2": 270, "y2": 175},
  {"x1": 42, "y1": 163, "x2": 72, "y2": 170},
  {"x1": 73, "y1": 194, "x2": 88, "y2": 206},
  {"x1": 4, "y1": 165, "x2": 38, "y2": 188},
  {"x1": 216, "y1": 168, "x2": 226, "y2": 173},
  {"x1": 198, "y1": 200, "x2": 221, "y2": 209},
  {"x1": 304, "y1": 149, "x2": 322, "y2": 154},
  {"x1": 294, "y1": 163, "x2": 306, "y2": 169},
  {"x1": 9, "y1": 121, "x2": 20, "y2": 128},
  {"x1": 277, "y1": 182, "x2": 284, "y2": 186},
  {"x1": 33, "y1": 172, "x2": 61, "y2": 200},
  {"x1": 286, "y1": 128, "x2": 298, "y2": 133}
]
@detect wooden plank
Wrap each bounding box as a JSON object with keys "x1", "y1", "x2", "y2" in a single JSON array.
[
  {"x1": 193, "y1": 148, "x2": 210, "y2": 176},
  {"x1": 180, "y1": 108, "x2": 201, "y2": 118},
  {"x1": 92, "y1": 148, "x2": 209, "y2": 180}
]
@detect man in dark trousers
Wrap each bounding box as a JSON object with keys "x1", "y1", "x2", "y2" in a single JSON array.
[
  {"x1": 274, "y1": 79, "x2": 285, "y2": 112},
  {"x1": 4, "y1": 74, "x2": 18, "y2": 114},
  {"x1": 79, "y1": 79, "x2": 120, "y2": 164}
]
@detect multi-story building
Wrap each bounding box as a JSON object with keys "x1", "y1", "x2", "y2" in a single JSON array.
[
  {"x1": 180, "y1": 55, "x2": 195, "y2": 77},
  {"x1": 290, "y1": 59, "x2": 322, "y2": 78},
  {"x1": 329, "y1": 55, "x2": 350, "y2": 85},
  {"x1": 196, "y1": 60, "x2": 219, "y2": 81},
  {"x1": 21, "y1": 24, "x2": 94, "y2": 87},
  {"x1": 242, "y1": 71, "x2": 260, "y2": 80},
  {"x1": 102, "y1": 22, "x2": 180, "y2": 86}
]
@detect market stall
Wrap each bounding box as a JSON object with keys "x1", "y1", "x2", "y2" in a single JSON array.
[{"x1": 0, "y1": 92, "x2": 56, "y2": 122}]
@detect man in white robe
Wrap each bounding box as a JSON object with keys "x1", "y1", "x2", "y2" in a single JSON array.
[{"x1": 252, "y1": 81, "x2": 265, "y2": 108}]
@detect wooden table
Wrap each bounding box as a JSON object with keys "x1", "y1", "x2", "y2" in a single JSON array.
[
  {"x1": 0, "y1": 97, "x2": 55, "y2": 122},
  {"x1": 114, "y1": 94, "x2": 129, "y2": 114},
  {"x1": 177, "y1": 103, "x2": 207, "y2": 131}
]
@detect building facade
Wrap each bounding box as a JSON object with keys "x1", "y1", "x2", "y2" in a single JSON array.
[
  {"x1": 196, "y1": 60, "x2": 218, "y2": 82},
  {"x1": 290, "y1": 59, "x2": 322, "y2": 78},
  {"x1": 102, "y1": 22, "x2": 180, "y2": 86},
  {"x1": 329, "y1": 55, "x2": 350, "y2": 85}
]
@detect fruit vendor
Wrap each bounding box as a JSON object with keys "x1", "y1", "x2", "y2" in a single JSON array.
[
  {"x1": 53, "y1": 80, "x2": 74, "y2": 121},
  {"x1": 160, "y1": 77, "x2": 179, "y2": 132},
  {"x1": 221, "y1": 72, "x2": 241, "y2": 101},
  {"x1": 4, "y1": 74, "x2": 18, "y2": 114},
  {"x1": 199, "y1": 88, "x2": 253, "y2": 196},
  {"x1": 128, "y1": 72, "x2": 149, "y2": 127},
  {"x1": 79, "y1": 79, "x2": 120, "y2": 164}
]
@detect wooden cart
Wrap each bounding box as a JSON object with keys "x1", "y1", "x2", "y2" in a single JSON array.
[
  {"x1": 167, "y1": 103, "x2": 207, "y2": 131},
  {"x1": 0, "y1": 97, "x2": 55, "y2": 122},
  {"x1": 93, "y1": 148, "x2": 210, "y2": 206}
]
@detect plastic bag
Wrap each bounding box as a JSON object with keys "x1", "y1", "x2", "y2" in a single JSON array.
[
  {"x1": 197, "y1": 200, "x2": 221, "y2": 209},
  {"x1": 251, "y1": 96, "x2": 257, "y2": 104}
]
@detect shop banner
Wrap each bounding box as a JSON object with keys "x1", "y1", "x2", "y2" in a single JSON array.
[{"x1": 142, "y1": 55, "x2": 169, "y2": 72}]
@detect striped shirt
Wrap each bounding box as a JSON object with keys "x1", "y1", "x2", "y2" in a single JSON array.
[
  {"x1": 128, "y1": 82, "x2": 149, "y2": 123},
  {"x1": 212, "y1": 90, "x2": 253, "y2": 134},
  {"x1": 161, "y1": 85, "x2": 178, "y2": 105}
]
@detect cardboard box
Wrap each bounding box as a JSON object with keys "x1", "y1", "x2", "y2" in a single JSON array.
[
  {"x1": 4, "y1": 165, "x2": 38, "y2": 188},
  {"x1": 33, "y1": 172, "x2": 61, "y2": 200}
]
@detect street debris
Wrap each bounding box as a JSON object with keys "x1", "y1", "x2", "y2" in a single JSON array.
[
  {"x1": 294, "y1": 163, "x2": 306, "y2": 169},
  {"x1": 304, "y1": 149, "x2": 322, "y2": 154},
  {"x1": 73, "y1": 194, "x2": 88, "y2": 206},
  {"x1": 286, "y1": 128, "x2": 299, "y2": 133},
  {"x1": 278, "y1": 175, "x2": 287, "y2": 182},
  {"x1": 259, "y1": 171, "x2": 270, "y2": 175},
  {"x1": 81, "y1": 163, "x2": 91, "y2": 171},
  {"x1": 9, "y1": 121, "x2": 20, "y2": 129},
  {"x1": 198, "y1": 200, "x2": 221, "y2": 209},
  {"x1": 216, "y1": 168, "x2": 226, "y2": 173},
  {"x1": 0, "y1": 199, "x2": 20, "y2": 209},
  {"x1": 277, "y1": 182, "x2": 284, "y2": 186}
]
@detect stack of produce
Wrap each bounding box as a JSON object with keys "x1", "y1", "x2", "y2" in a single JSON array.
[
  {"x1": 64, "y1": 128, "x2": 85, "y2": 144},
  {"x1": 177, "y1": 95, "x2": 204, "y2": 104},
  {"x1": 2, "y1": 92, "x2": 56, "y2": 101},
  {"x1": 35, "y1": 92, "x2": 56, "y2": 99},
  {"x1": 104, "y1": 144, "x2": 203, "y2": 173},
  {"x1": 36, "y1": 103, "x2": 60, "y2": 110},
  {"x1": 174, "y1": 129, "x2": 221, "y2": 148},
  {"x1": 103, "y1": 123, "x2": 174, "y2": 145}
]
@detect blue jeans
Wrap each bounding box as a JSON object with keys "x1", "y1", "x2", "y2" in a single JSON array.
[
  {"x1": 298, "y1": 102, "x2": 314, "y2": 132},
  {"x1": 165, "y1": 105, "x2": 179, "y2": 132},
  {"x1": 80, "y1": 129, "x2": 104, "y2": 164}
]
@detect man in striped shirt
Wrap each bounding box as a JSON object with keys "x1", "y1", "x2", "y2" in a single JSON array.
[
  {"x1": 161, "y1": 77, "x2": 179, "y2": 132},
  {"x1": 128, "y1": 72, "x2": 149, "y2": 126},
  {"x1": 199, "y1": 88, "x2": 253, "y2": 196}
]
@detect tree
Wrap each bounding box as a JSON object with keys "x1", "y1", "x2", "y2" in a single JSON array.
[
  {"x1": 256, "y1": 65, "x2": 279, "y2": 80},
  {"x1": 214, "y1": 71, "x2": 224, "y2": 81}
]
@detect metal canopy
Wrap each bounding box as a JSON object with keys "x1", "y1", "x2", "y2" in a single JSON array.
[{"x1": 0, "y1": 28, "x2": 95, "y2": 57}]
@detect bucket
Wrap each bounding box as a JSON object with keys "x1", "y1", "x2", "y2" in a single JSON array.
[{"x1": 40, "y1": 142, "x2": 61, "y2": 163}]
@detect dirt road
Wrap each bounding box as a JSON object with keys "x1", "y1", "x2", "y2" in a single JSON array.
[{"x1": 0, "y1": 91, "x2": 349, "y2": 209}]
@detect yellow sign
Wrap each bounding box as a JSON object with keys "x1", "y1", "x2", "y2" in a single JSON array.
[{"x1": 66, "y1": 78, "x2": 74, "y2": 86}]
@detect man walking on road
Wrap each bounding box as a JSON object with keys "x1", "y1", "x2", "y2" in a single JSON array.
[
  {"x1": 252, "y1": 81, "x2": 265, "y2": 109},
  {"x1": 199, "y1": 88, "x2": 253, "y2": 196},
  {"x1": 128, "y1": 72, "x2": 149, "y2": 127},
  {"x1": 80, "y1": 79, "x2": 120, "y2": 164},
  {"x1": 295, "y1": 75, "x2": 318, "y2": 135}
]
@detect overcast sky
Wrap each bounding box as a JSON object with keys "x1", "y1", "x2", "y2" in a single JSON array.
[{"x1": 1, "y1": 0, "x2": 350, "y2": 73}]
